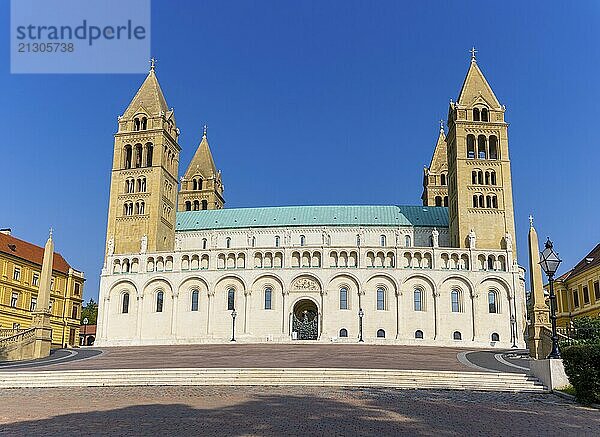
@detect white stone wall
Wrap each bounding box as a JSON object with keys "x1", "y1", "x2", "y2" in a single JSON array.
[{"x1": 97, "y1": 225, "x2": 526, "y2": 349}]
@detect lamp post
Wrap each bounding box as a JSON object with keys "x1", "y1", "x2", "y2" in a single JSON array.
[
  {"x1": 539, "y1": 238, "x2": 562, "y2": 359},
  {"x1": 510, "y1": 315, "x2": 517, "y2": 348},
  {"x1": 82, "y1": 317, "x2": 88, "y2": 347},
  {"x1": 358, "y1": 308, "x2": 364, "y2": 342},
  {"x1": 230, "y1": 309, "x2": 237, "y2": 342}
]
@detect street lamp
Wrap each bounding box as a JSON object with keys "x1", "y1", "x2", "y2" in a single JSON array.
[
  {"x1": 358, "y1": 308, "x2": 364, "y2": 342},
  {"x1": 510, "y1": 315, "x2": 517, "y2": 348},
  {"x1": 539, "y1": 237, "x2": 562, "y2": 359},
  {"x1": 82, "y1": 317, "x2": 89, "y2": 347},
  {"x1": 230, "y1": 309, "x2": 237, "y2": 342}
]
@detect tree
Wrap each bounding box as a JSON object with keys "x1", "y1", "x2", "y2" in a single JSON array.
[{"x1": 81, "y1": 298, "x2": 98, "y2": 325}]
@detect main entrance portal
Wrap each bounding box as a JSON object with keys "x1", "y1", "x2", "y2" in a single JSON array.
[{"x1": 292, "y1": 299, "x2": 318, "y2": 340}]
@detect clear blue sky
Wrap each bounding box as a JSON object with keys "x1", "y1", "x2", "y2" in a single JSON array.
[{"x1": 2, "y1": 1, "x2": 599, "y2": 301}]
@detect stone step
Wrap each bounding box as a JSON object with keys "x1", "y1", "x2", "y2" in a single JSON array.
[{"x1": 0, "y1": 368, "x2": 547, "y2": 392}]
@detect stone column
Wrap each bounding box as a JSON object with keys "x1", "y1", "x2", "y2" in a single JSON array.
[
  {"x1": 433, "y1": 291, "x2": 440, "y2": 340},
  {"x1": 32, "y1": 230, "x2": 54, "y2": 358},
  {"x1": 171, "y1": 290, "x2": 179, "y2": 338},
  {"x1": 135, "y1": 294, "x2": 144, "y2": 341}
]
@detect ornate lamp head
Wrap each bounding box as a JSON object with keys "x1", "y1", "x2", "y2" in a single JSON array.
[{"x1": 539, "y1": 238, "x2": 562, "y2": 277}]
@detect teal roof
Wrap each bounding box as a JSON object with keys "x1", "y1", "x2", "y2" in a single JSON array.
[{"x1": 176, "y1": 205, "x2": 448, "y2": 231}]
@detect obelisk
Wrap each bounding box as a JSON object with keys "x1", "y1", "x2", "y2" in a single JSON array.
[{"x1": 32, "y1": 229, "x2": 54, "y2": 358}]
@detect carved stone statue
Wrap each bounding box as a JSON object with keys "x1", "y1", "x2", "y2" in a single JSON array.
[
  {"x1": 107, "y1": 237, "x2": 114, "y2": 256},
  {"x1": 431, "y1": 228, "x2": 439, "y2": 248},
  {"x1": 140, "y1": 235, "x2": 148, "y2": 254},
  {"x1": 468, "y1": 228, "x2": 476, "y2": 249},
  {"x1": 322, "y1": 228, "x2": 330, "y2": 246},
  {"x1": 175, "y1": 235, "x2": 182, "y2": 251},
  {"x1": 505, "y1": 232, "x2": 513, "y2": 251}
]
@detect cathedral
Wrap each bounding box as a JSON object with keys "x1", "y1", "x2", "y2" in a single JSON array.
[{"x1": 96, "y1": 53, "x2": 526, "y2": 348}]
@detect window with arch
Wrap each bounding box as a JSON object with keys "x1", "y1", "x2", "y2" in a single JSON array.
[
  {"x1": 193, "y1": 200, "x2": 200, "y2": 211},
  {"x1": 415, "y1": 330, "x2": 424, "y2": 339},
  {"x1": 473, "y1": 108, "x2": 480, "y2": 121},
  {"x1": 380, "y1": 235, "x2": 386, "y2": 247},
  {"x1": 185, "y1": 201, "x2": 191, "y2": 211},
  {"x1": 440, "y1": 173, "x2": 447, "y2": 186},
  {"x1": 491, "y1": 332, "x2": 500, "y2": 342},
  {"x1": 414, "y1": 289, "x2": 423, "y2": 311},
  {"x1": 472, "y1": 170, "x2": 477, "y2": 185},
  {"x1": 472, "y1": 195, "x2": 479, "y2": 208},
  {"x1": 405, "y1": 235, "x2": 412, "y2": 247},
  {"x1": 202, "y1": 200, "x2": 208, "y2": 210},
  {"x1": 492, "y1": 195, "x2": 498, "y2": 209},
  {"x1": 488, "y1": 290, "x2": 498, "y2": 313},
  {"x1": 443, "y1": 196, "x2": 448, "y2": 207},
  {"x1": 489, "y1": 135, "x2": 498, "y2": 160},
  {"x1": 191, "y1": 289, "x2": 199, "y2": 311},
  {"x1": 451, "y1": 289, "x2": 461, "y2": 313},
  {"x1": 264, "y1": 287, "x2": 272, "y2": 310},
  {"x1": 146, "y1": 144, "x2": 153, "y2": 166},
  {"x1": 435, "y1": 196, "x2": 442, "y2": 207},
  {"x1": 453, "y1": 331, "x2": 462, "y2": 340},
  {"x1": 226, "y1": 237, "x2": 231, "y2": 249},
  {"x1": 377, "y1": 329, "x2": 386, "y2": 338},
  {"x1": 490, "y1": 171, "x2": 497, "y2": 185},
  {"x1": 487, "y1": 256, "x2": 495, "y2": 270},
  {"x1": 300, "y1": 235, "x2": 306, "y2": 246},
  {"x1": 339, "y1": 328, "x2": 348, "y2": 338},
  {"x1": 377, "y1": 287, "x2": 385, "y2": 310},
  {"x1": 135, "y1": 144, "x2": 143, "y2": 168},
  {"x1": 124, "y1": 145, "x2": 132, "y2": 169},
  {"x1": 478, "y1": 135, "x2": 487, "y2": 159},
  {"x1": 481, "y1": 108, "x2": 489, "y2": 122},
  {"x1": 156, "y1": 291, "x2": 164, "y2": 313},
  {"x1": 202, "y1": 238, "x2": 207, "y2": 250},
  {"x1": 340, "y1": 287, "x2": 348, "y2": 310},
  {"x1": 122, "y1": 292, "x2": 129, "y2": 314},
  {"x1": 227, "y1": 288, "x2": 235, "y2": 311},
  {"x1": 467, "y1": 135, "x2": 475, "y2": 159},
  {"x1": 134, "y1": 118, "x2": 141, "y2": 131},
  {"x1": 275, "y1": 236, "x2": 280, "y2": 247}
]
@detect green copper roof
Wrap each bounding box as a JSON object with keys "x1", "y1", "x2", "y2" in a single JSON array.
[{"x1": 176, "y1": 205, "x2": 448, "y2": 231}]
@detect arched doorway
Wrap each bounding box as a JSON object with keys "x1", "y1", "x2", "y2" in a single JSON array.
[{"x1": 292, "y1": 299, "x2": 318, "y2": 340}]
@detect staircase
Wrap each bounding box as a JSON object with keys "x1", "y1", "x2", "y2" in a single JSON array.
[
  {"x1": 0, "y1": 328, "x2": 37, "y2": 361},
  {"x1": 0, "y1": 368, "x2": 547, "y2": 392}
]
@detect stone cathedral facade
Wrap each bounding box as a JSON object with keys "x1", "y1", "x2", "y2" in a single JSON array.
[{"x1": 96, "y1": 54, "x2": 527, "y2": 348}]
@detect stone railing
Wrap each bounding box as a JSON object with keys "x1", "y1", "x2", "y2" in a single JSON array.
[
  {"x1": 0, "y1": 328, "x2": 26, "y2": 339},
  {"x1": 0, "y1": 328, "x2": 36, "y2": 347}
]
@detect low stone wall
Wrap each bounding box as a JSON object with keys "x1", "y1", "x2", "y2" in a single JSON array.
[{"x1": 529, "y1": 359, "x2": 570, "y2": 390}]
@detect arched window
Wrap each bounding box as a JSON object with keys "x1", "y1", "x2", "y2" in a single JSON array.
[
  {"x1": 415, "y1": 330, "x2": 424, "y2": 339},
  {"x1": 377, "y1": 329, "x2": 386, "y2": 338},
  {"x1": 156, "y1": 291, "x2": 164, "y2": 313},
  {"x1": 141, "y1": 117, "x2": 147, "y2": 130},
  {"x1": 198, "y1": 178, "x2": 203, "y2": 190},
  {"x1": 122, "y1": 293, "x2": 129, "y2": 314},
  {"x1": 405, "y1": 235, "x2": 411, "y2": 247},
  {"x1": 275, "y1": 236, "x2": 280, "y2": 247},
  {"x1": 300, "y1": 235, "x2": 306, "y2": 246},
  {"x1": 440, "y1": 174, "x2": 447, "y2": 185},
  {"x1": 472, "y1": 171, "x2": 477, "y2": 185},
  {"x1": 192, "y1": 179, "x2": 197, "y2": 190},
  {"x1": 226, "y1": 237, "x2": 231, "y2": 249},
  {"x1": 380, "y1": 235, "x2": 386, "y2": 246},
  {"x1": 191, "y1": 289, "x2": 199, "y2": 311},
  {"x1": 479, "y1": 194, "x2": 484, "y2": 208},
  {"x1": 140, "y1": 177, "x2": 146, "y2": 192},
  {"x1": 473, "y1": 108, "x2": 480, "y2": 121},
  {"x1": 473, "y1": 195, "x2": 479, "y2": 208},
  {"x1": 201, "y1": 200, "x2": 208, "y2": 210},
  {"x1": 481, "y1": 108, "x2": 489, "y2": 122},
  {"x1": 202, "y1": 238, "x2": 207, "y2": 250},
  {"x1": 485, "y1": 171, "x2": 490, "y2": 185},
  {"x1": 488, "y1": 290, "x2": 498, "y2": 313},
  {"x1": 488, "y1": 256, "x2": 495, "y2": 270},
  {"x1": 490, "y1": 171, "x2": 497, "y2": 185},
  {"x1": 489, "y1": 135, "x2": 498, "y2": 160},
  {"x1": 138, "y1": 201, "x2": 145, "y2": 215},
  {"x1": 193, "y1": 200, "x2": 199, "y2": 211},
  {"x1": 339, "y1": 328, "x2": 348, "y2": 338},
  {"x1": 185, "y1": 201, "x2": 191, "y2": 211},
  {"x1": 453, "y1": 331, "x2": 462, "y2": 340},
  {"x1": 124, "y1": 145, "x2": 132, "y2": 169},
  {"x1": 340, "y1": 287, "x2": 348, "y2": 310},
  {"x1": 264, "y1": 287, "x2": 272, "y2": 310},
  {"x1": 377, "y1": 287, "x2": 385, "y2": 310},
  {"x1": 491, "y1": 332, "x2": 500, "y2": 342},
  {"x1": 478, "y1": 170, "x2": 484, "y2": 185},
  {"x1": 443, "y1": 196, "x2": 448, "y2": 207},
  {"x1": 467, "y1": 135, "x2": 475, "y2": 159},
  {"x1": 135, "y1": 144, "x2": 143, "y2": 168},
  {"x1": 134, "y1": 118, "x2": 140, "y2": 131},
  {"x1": 146, "y1": 144, "x2": 153, "y2": 166},
  {"x1": 478, "y1": 135, "x2": 487, "y2": 159},
  {"x1": 486, "y1": 195, "x2": 492, "y2": 208},
  {"x1": 414, "y1": 289, "x2": 423, "y2": 311},
  {"x1": 451, "y1": 289, "x2": 461, "y2": 312},
  {"x1": 227, "y1": 288, "x2": 235, "y2": 311},
  {"x1": 435, "y1": 196, "x2": 442, "y2": 207},
  {"x1": 492, "y1": 195, "x2": 498, "y2": 209}
]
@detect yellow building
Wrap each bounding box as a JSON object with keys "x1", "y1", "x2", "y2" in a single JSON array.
[
  {"x1": 552, "y1": 243, "x2": 600, "y2": 327},
  {"x1": 0, "y1": 229, "x2": 84, "y2": 347}
]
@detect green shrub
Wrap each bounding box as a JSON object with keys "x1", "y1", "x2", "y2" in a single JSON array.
[
  {"x1": 571, "y1": 317, "x2": 600, "y2": 344},
  {"x1": 561, "y1": 344, "x2": 600, "y2": 405}
]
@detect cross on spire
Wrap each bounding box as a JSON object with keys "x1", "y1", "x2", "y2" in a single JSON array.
[
  {"x1": 529, "y1": 215, "x2": 534, "y2": 227},
  {"x1": 439, "y1": 119, "x2": 445, "y2": 132},
  {"x1": 49, "y1": 227, "x2": 53, "y2": 239},
  {"x1": 149, "y1": 57, "x2": 157, "y2": 72},
  {"x1": 203, "y1": 124, "x2": 208, "y2": 138},
  {"x1": 470, "y1": 47, "x2": 477, "y2": 62}
]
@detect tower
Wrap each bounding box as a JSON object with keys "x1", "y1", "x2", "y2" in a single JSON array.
[
  {"x1": 446, "y1": 50, "x2": 516, "y2": 253},
  {"x1": 105, "y1": 60, "x2": 180, "y2": 256},
  {"x1": 178, "y1": 126, "x2": 224, "y2": 211},
  {"x1": 422, "y1": 121, "x2": 449, "y2": 207}
]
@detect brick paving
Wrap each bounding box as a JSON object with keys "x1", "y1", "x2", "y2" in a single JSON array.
[
  {"x1": 6, "y1": 344, "x2": 483, "y2": 372},
  {"x1": 0, "y1": 386, "x2": 598, "y2": 436}
]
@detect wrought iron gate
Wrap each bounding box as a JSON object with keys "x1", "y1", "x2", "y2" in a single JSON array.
[{"x1": 292, "y1": 310, "x2": 318, "y2": 340}]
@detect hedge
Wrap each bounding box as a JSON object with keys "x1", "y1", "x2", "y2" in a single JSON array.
[{"x1": 561, "y1": 344, "x2": 600, "y2": 405}]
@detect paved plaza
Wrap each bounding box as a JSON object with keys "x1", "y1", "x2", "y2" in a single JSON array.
[{"x1": 0, "y1": 385, "x2": 598, "y2": 436}]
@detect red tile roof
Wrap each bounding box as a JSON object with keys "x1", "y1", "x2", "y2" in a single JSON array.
[
  {"x1": 569, "y1": 243, "x2": 600, "y2": 277},
  {"x1": 79, "y1": 324, "x2": 96, "y2": 335},
  {"x1": 0, "y1": 232, "x2": 73, "y2": 275}
]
